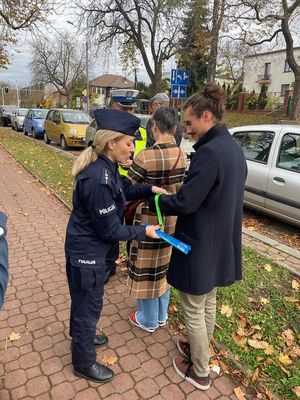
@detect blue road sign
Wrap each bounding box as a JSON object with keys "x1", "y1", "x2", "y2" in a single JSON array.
[
  {"x1": 171, "y1": 85, "x2": 187, "y2": 99},
  {"x1": 171, "y1": 69, "x2": 189, "y2": 85}
]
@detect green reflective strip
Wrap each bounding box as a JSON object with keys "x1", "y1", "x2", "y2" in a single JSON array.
[{"x1": 155, "y1": 193, "x2": 164, "y2": 232}]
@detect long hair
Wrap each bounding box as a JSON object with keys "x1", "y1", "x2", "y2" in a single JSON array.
[{"x1": 72, "y1": 130, "x2": 123, "y2": 176}]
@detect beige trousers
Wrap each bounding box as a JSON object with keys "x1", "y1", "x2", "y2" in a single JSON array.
[{"x1": 180, "y1": 287, "x2": 217, "y2": 377}]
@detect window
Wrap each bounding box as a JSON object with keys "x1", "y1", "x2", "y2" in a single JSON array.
[
  {"x1": 264, "y1": 62, "x2": 271, "y2": 78},
  {"x1": 233, "y1": 130, "x2": 275, "y2": 164},
  {"x1": 281, "y1": 84, "x2": 290, "y2": 97},
  {"x1": 284, "y1": 60, "x2": 292, "y2": 72},
  {"x1": 277, "y1": 133, "x2": 300, "y2": 172}
]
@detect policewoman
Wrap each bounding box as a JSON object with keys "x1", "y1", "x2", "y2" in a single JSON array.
[{"x1": 65, "y1": 109, "x2": 161, "y2": 384}]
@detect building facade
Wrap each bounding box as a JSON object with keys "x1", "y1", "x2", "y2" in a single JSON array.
[{"x1": 243, "y1": 48, "x2": 300, "y2": 103}]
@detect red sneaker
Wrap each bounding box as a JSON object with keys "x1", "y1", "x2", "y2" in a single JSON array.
[
  {"x1": 173, "y1": 355, "x2": 211, "y2": 391},
  {"x1": 177, "y1": 338, "x2": 191, "y2": 359},
  {"x1": 128, "y1": 310, "x2": 156, "y2": 333}
]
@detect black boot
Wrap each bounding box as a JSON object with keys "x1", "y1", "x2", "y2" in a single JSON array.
[
  {"x1": 104, "y1": 268, "x2": 116, "y2": 285},
  {"x1": 74, "y1": 362, "x2": 114, "y2": 383},
  {"x1": 94, "y1": 334, "x2": 108, "y2": 348}
]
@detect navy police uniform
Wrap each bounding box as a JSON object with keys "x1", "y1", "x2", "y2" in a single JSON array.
[{"x1": 65, "y1": 109, "x2": 153, "y2": 370}]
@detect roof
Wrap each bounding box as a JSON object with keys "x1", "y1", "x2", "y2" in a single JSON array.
[
  {"x1": 245, "y1": 47, "x2": 300, "y2": 59},
  {"x1": 89, "y1": 74, "x2": 135, "y2": 89}
]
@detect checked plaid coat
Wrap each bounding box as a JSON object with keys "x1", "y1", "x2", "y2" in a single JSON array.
[{"x1": 126, "y1": 135, "x2": 187, "y2": 299}]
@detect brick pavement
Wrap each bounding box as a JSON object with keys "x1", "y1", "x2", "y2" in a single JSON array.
[{"x1": 3, "y1": 143, "x2": 299, "y2": 399}]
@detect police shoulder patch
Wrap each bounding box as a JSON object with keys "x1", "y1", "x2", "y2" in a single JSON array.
[{"x1": 96, "y1": 203, "x2": 117, "y2": 217}]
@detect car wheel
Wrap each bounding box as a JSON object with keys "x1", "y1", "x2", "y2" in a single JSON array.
[
  {"x1": 60, "y1": 135, "x2": 69, "y2": 150},
  {"x1": 44, "y1": 131, "x2": 50, "y2": 144},
  {"x1": 12, "y1": 123, "x2": 15, "y2": 130},
  {"x1": 32, "y1": 128, "x2": 37, "y2": 139}
]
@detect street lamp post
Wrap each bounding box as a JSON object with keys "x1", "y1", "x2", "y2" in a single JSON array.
[{"x1": 67, "y1": 20, "x2": 89, "y2": 114}]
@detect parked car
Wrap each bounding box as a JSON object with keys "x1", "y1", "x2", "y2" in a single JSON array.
[
  {"x1": 85, "y1": 113, "x2": 149, "y2": 147},
  {"x1": 23, "y1": 109, "x2": 49, "y2": 139},
  {"x1": 11, "y1": 108, "x2": 28, "y2": 131},
  {"x1": 44, "y1": 109, "x2": 92, "y2": 150},
  {"x1": 0, "y1": 105, "x2": 17, "y2": 126},
  {"x1": 230, "y1": 124, "x2": 300, "y2": 227}
]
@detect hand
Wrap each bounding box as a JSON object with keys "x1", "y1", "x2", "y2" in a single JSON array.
[
  {"x1": 119, "y1": 159, "x2": 133, "y2": 169},
  {"x1": 151, "y1": 186, "x2": 168, "y2": 195},
  {"x1": 145, "y1": 225, "x2": 160, "y2": 239}
]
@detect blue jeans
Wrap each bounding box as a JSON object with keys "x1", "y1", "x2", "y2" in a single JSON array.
[{"x1": 136, "y1": 290, "x2": 170, "y2": 330}]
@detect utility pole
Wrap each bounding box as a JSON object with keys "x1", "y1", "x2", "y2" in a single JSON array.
[
  {"x1": 86, "y1": 28, "x2": 89, "y2": 114},
  {"x1": 1, "y1": 88, "x2": 4, "y2": 105},
  {"x1": 16, "y1": 87, "x2": 20, "y2": 107}
]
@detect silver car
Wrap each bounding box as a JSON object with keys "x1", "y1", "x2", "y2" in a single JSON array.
[
  {"x1": 85, "y1": 113, "x2": 150, "y2": 147},
  {"x1": 230, "y1": 124, "x2": 300, "y2": 227},
  {"x1": 11, "y1": 108, "x2": 29, "y2": 131}
]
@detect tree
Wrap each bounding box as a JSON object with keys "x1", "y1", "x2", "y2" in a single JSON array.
[
  {"x1": 177, "y1": 0, "x2": 209, "y2": 94},
  {"x1": 258, "y1": 83, "x2": 268, "y2": 109},
  {"x1": 30, "y1": 32, "x2": 86, "y2": 107},
  {"x1": 0, "y1": 0, "x2": 56, "y2": 68},
  {"x1": 77, "y1": 0, "x2": 186, "y2": 95},
  {"x1": 229, "y1": 0, "x2": 300, "y2": 120}
]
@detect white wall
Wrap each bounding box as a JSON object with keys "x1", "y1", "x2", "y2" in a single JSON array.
[{"x1": 243, "y1": 48, "x2": 300, "y2": 101}]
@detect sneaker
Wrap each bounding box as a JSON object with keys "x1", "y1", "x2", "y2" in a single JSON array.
[
  {"x1": 173, "y1": 355, "x2": 211, "y2": 391},
  {"x1": 177, "y1": 338, "x2": 191, "y2": 359},
  {"x1": 128, "y1": 310, "x2": 156, "y2": 333},
  {"x1": 158, "y1": 320, "x2": 167, "y2": 327}
]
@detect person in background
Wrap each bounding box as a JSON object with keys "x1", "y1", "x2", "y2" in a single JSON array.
[
  {"x1": 149, "y1": 83, "x2": 247, "y2": 391},
  {"x1": 65, "y1": 109, "x2": 164, "y2": 384},
  {"x1": 146, "y1": 93, "x2": 182, "y2": 147},
  {"x1": 103, "y1": 89, "x2": 147, "y2": 284},
  {"x1": 0, "y1": 211, "x2": 9, "y2": 310},
  {"x1": 127, "y1": 108, "x2": 187, "y2": 332}
]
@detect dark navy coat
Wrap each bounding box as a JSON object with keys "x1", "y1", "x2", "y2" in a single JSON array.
[
  {"x1": 65, "y1": 155, "x2": 152, "y2": 259},
  {"x1": 0, "y1": 212, "x2": 9, "y2": 310},
  {"x1": 150, "y1": 124, "x2": 247, "y2": 295}
]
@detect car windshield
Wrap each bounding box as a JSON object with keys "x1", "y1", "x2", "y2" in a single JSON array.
[
  {"x1": 32, "y1": 109, "x2": 48, "y2": 119},
  {"x1": 3, "y1": 106, "x2": 15, "y2": 112},
  {"x1": 62, "y1": 111, "x2": 91, "y2": 124},
  {"x1": 18, "y1": 109, "x2": 28, "y2": 116}
]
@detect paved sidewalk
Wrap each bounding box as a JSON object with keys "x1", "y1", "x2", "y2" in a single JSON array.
[{"x1": 0, "y1": 146, "x2": 243, "y2": 399}]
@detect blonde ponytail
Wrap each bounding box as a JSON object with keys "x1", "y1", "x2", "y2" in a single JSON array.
[{"x1": 72, "y1": 129, "x2": 124, "y2": 176}]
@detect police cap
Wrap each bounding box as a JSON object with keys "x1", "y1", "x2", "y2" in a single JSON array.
[
  {"x1": 111, "y1": 89, "x2": 139, "y2": 108},
  {"x1": 94, "y1": 109, "x2": 141, "y2": 137}
]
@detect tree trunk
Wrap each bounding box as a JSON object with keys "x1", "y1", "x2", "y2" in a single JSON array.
[
  {"x1": 150, "y1": 66, "x2": 163, "y2": 96},
  {"x1": 291, "y1": 74, "x2": 300, "y2": 121}
]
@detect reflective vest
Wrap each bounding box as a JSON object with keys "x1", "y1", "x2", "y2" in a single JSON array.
[{"x1": 118, "y1": 127, "x2": 147, "y2": 176}]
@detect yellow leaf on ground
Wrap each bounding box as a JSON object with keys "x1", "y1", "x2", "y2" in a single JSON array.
[
  {"x1": 264, "y1": 264, "x2": 273, "y2": 272},
  {"x1": 287, "y1": 346, "x2": 300, "y2": 358},
  {"x1": 248, "y1": 339, "x2": 269, "y2": 349},
  {"x1": 100, "y1": 355, "x2": 117, "y2": 366},
  {"x1": 248, "y1": 226, "x2": 256, "y2": 231},
  {"x1": 252, "y1": 333, "x2": 262, "y2": 340},
  {"x1": 168, "y1": 305, "x2": 178, "y2": 314},
  {"x1": 252, "y1": 367, "x2": 259, "y2": 382},
  {"x1": 282, "y1": 329, "x2": 295, "y2": 347},
  {"x1": 292, "y1": 279, "x2": 300, "y2": 291},
  {"x1": 233, "y1": 387, "x2": 246, "y2": 400},
  {"x1": 232, "y1": 333, "x2": 247, "y2": 347},
  {"x1": 279, "y1": 353, "x2": 293, "y2": 365},
  {"x1": 264, "y1": 345, "x2": 274, "y2": 355},
  {"x1": 252, "y1": 325, "x2": 261, "y2": 330},
  {"x1": 220, "y1": 304, "x2": 232, "y2": 318},
  {"x1": 260, "y1": 297, "x2": 269, "y2": 305},
  {"x1": 284, "y1": 297, "x2": 299, "y2": 303},
  {"x1": 8, "y1": 332, "x2": 21, "y2": 341},
  {"x1": 292, "y1": 387, "x2": 300, "y2": 398}
]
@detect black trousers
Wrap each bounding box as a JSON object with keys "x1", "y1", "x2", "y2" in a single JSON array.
[
  {"x1": 66, "y1": 255, "x2": 106, "y2": 369},
  {"x1": 106, "y1": 241, "x2": 119, "y2": 271}
]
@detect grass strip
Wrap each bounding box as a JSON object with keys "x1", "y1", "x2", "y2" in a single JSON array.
[{"x1": 1, "y1": 127, "x2": 299, "y2": 398}]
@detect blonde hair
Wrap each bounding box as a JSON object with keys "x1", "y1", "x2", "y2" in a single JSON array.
[{"x1": 72, "y1": 130, "x2": 124, "y2": 176}]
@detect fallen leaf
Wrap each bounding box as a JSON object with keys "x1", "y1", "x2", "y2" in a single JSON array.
[
  {"x1": 100, "y1": 355, "x2": 117, "y2": 366},
  {"x1": 168, "y1": 305, "x2": 178, "y2": 314},
  {"x1": 19, "y1": 211, "x2": 29, "y2": 217},
  {"x1": 264, "y1": 387, "x2": 275, "y2": 400},
  {"x1": 264, "y1": 264, "x2": 273, "y2": 272},
  {"x1": 252, "y1": 325, "x2": 261, "y2": 330},
  {"x1": 248, "y1": 226, "x2": 256, "y2": 231},
  {"x1": 247, "y1": 297, "x2": 257, "y2": 303},
  {"x1": 8, "y1": 332, "x2": 21, "y2": 341},
  {"x1": 279, "y1": 353, "x2": 293, "y2": 365},
  {"x1": 264, "y1": 345, "x2": 274, "y2": 355},
  {"x1": 286, "y1": 346, "x2": 300, "y2": 358},
  {"x1": 252, "y1": 367, "x2": 259, "y2": 382},
  {"x1": 236, "y1": 326, "x2": 247, "y2": 337},
  {"x1": 178, "y1": 323, "x2": 185, "y2": 331},
  {"x1": 232, "y1": 333, "x2": 247, "y2": 346},
  {"x1": 248, "y1": 339, "x2": 269, "y2": 349},
  {"x1": 284, "y1": 297, "x2": 299, "y2": 303},
  {"x1": 220, "y1": 304, "x2": 232, "y2": 318},
  {"x1": 259, "y1": 297, "x2": 269, "y2": 305},
  {"x1": 211, "y1": 365, "x2": 221, "y2": 375},
  {"x1": 292, "y1": 387, "x2": 300, "y2": 398},
  {"x1": 233, "y1": 386, "x2": 246, "y2": 400},
  {"x1": 282, "y1": 329, "x2": 295, "y2": 347},
  {"x1": 252, "y1": 333, "x2": 262, "y2": 340},
  {"x1": 292, "y1": 279, "x2": 300, "y2": 291}
]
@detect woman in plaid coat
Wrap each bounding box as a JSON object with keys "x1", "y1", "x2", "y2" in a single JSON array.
[{"x1": 126, "y1": 108, "x2": 187, "y2": 332}]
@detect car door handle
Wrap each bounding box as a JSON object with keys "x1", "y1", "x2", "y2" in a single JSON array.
[{"x1": 273, "y1": 177, "x2": 285, "y2": 183}]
